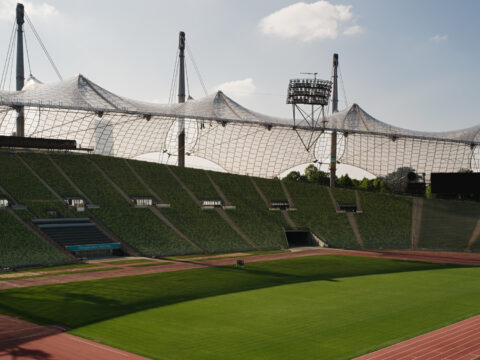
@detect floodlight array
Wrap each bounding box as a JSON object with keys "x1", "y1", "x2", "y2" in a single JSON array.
[{"x1": 286, "y1": 79, "x2": 332, "y2": 106}]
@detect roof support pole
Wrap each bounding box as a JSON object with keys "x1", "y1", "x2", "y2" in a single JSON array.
[
  {"x1": 177, "y1": 31, "x2": 186, "y2": 167},
  {"x1": 330, "y1": 53, "x2": 339, "y2": 187},
  {"x1": 16, "y1": 3, "x2": 25, "y2": 137}
]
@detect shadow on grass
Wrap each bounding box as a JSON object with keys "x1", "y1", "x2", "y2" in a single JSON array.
[{"x1": 0, "y1": 255, "x2": 470, "y2": 332}]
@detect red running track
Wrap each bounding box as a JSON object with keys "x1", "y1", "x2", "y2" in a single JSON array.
[
  {"x1": 0, "y1": 315, "x2": 149, "y2": 360},
  {"x1": 1, "y1": 249, "x2": 480, "y2": 291},
  {"x1": 355, "y1": 315, "x2": 480, "y2": 360}
]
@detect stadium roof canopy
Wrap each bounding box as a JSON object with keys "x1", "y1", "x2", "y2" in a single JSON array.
[{"x1": 0, "y1": 75, "x2": 478, "y2": 178}]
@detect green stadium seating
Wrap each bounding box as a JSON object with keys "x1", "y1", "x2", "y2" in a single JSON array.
[
  {"x1": 285, "y1": 182, "x2": 359, "y2": 248},
  {"x1": 171, "y1": 166, "x2": 219, "y2": 200},
  {"x1": 0, "y1": 152, "x2": 70, "y2": 219},
  {"x1": 331, "y1": 187, "x2": 356, "y2": 204},
  {"x1": 13, "y1": 209, "x2": 34, "y2": 220},
  {"x1": 52, "y1": 153, "x2": 199, "y2": 257},
  {"x1": 419, "y1": 198, "x2": 480, "y2": 250},
  {"x1": 90, "y1": 155, "x2": 151, "y2": 197},
  {"x1": 355, "y1": 191, "x2": 412, "y2": 249},
  {"x1": 253, "y1": 177, "x2": 286, "y2": 202},
  {"x1": 3, "y1": 148, "x2": 480, "y2": 269},
  {"x1": 208, "y1": 171, "x2": 288, "y2": 249},
  {"x1": 0, "y1": 210, "x2": 72, "y2": 268},
  {"x1": 128, "y1": 160, "x2": 254, "y2": 253},
  {"x1": 20, "y1": 152, "x2": 80, "y2": 198}
]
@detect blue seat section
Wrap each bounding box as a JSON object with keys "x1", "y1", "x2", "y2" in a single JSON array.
[
  {"x1": 33, "y1": 218, "x2": 91, "y2": 224},
  {"x1": 36, "y1": 218, "x2": 118, "y2": 249}
]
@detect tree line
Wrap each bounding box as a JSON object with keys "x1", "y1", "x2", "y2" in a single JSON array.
[{"x1": 283, "y1": 165, "x2": 478, "y2": 200}]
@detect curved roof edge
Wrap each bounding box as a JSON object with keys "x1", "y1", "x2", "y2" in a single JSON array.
[{"x1": 0, "y1": 74, "x2": 478, "y2": 145}]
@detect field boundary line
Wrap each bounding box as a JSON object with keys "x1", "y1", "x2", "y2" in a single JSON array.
[{"x1": 355, "y1": 314, "x2": 480, "y2": 360}]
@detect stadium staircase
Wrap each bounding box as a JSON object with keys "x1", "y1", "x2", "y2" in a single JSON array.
[
  {"x1": 410, "y1": 197, "x2": 424, "y2": 248},
  {"x1": 168, "y1": 166, "x2": 259, "y2": 250},
  {"x1": 90, "y1": 157, "x2": 201, "y2": 253},
  {"x1": 204, "y1": 170, "x2": 233, "y2": 207},
  {"x1": 467, "y1": 219, "x2": 480, "y2": 249},
  {"x1": 249, "y1": 176, "x2": 296, "y2": 229},
  {"x1": 329, "y1": 188, "x2": 364, "y2": 247}
]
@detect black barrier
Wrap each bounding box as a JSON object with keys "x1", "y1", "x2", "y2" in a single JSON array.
[
  {"x1": 431, "y1": 173, "x2": 480, "y2": 194},
  {"x1": 0, "y1": 135, "x2": 77, "y2": 150},
  {"x1": 406, "y1": 182, "x2": 426, "y2": 195},
  {"x1": 339, "y1": 203, "x2": 357, "y2": 212}
]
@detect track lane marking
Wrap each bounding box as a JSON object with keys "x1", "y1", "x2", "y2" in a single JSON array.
[
  {"x1": 356, "y1": 315, "x2": 480, "y2": 360},
  {"x1": 65, "y1": 335, "x2": 139, "y2": 357}
]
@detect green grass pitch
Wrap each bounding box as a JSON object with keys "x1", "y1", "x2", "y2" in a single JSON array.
[{"x1": 1, "y1": 255, "x2": 480, "y2": 359}]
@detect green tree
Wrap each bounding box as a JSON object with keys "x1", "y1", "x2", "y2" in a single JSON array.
[
  {"x1": 304, "y1": 164, "x2": 330, "y2": 185},
  {"x1": 382, "y1": 167, "x2": 416, "y2": 193},
  {"x1": 358, "y1": 178, "x2": 374, "y2": 191},
  {"x1": 372, "y1": 178, "x2": 390, "y2": 192},
  {"x1": 283, "y1": 171, "x2": 304, "y2": 183},
  {"x1": 337, "y1": 174, "x2": 354, "y2": 188}
]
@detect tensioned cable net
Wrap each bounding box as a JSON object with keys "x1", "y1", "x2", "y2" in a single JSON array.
[{"x1": 0, "y1": 75, "x2": 479, "y2": 179}]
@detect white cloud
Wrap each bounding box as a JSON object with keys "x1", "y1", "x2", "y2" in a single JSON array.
[
  {"x1": 213, "y1": 78, "x2": 256, "y2": 98},
  {"x1": 0, "y1": 0, "x2": 59, "y2": 21},
  {"x1": 430, "y1": 34, "x2": 448, "y2": 42},
  {"x1": 343, "y1": 25, "x2": 363, "y2": 36},
  {"x1": 259, "y1": 1, "x2": 362, "y2": 42}
]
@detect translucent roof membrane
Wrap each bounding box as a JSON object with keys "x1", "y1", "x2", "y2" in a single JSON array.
[{"x1": 0, "y1": 75, "x2": 478, "y2": 178}]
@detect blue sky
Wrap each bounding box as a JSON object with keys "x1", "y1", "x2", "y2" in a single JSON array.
[{"x1": 0, "y1": 0, "x2": 478, "y2": 134}]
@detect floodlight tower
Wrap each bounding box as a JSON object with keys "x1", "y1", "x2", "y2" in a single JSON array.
[
  {"x1": 177, "y1": 31, "x2": 186, "y2": 167},
  {"x1": 330, "y1": 53, "x2": 339, "y2": 188},
  {"x1": 16, "y1": 3, "x2": 25, "y2": 137},
  {"x1": 286, "y1": 76, "x2": 332, "y2": 153},
  {"x1": 287, "y1": 73, "x2": 332, "y2": 151}
]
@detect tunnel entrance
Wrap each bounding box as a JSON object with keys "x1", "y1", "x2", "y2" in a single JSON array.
[{"x1": 285, "y1": 230, "x2": 318, "y2": 248}]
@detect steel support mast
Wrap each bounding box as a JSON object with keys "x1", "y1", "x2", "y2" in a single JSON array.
[
  {"x1": 16, "y1": 3, "x2": 25, "y2": 137},
  {"x1": 330, "y1": 53, "x2": 339, "y2": 187},
  {"x1": 177, "y1": 31, "x2": 186, "y2": 167}
]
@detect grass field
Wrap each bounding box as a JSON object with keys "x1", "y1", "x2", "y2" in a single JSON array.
[{"x1": 1, "y1": 255, "x2": 479, "y2": 359}]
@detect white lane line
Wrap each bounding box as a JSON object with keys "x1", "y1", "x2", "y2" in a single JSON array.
[{"x1": 65, "y1": 335, "x2": 136, "y2": 357}]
